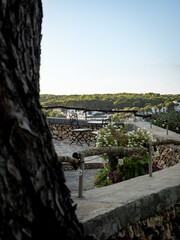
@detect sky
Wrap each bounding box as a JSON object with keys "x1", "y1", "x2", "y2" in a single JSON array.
[{"x1": 40, "y1": 0, "x2": 180, "y2": 95}]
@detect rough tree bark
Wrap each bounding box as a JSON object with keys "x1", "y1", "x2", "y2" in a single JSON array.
[{"x1": 0, "y1": 1, "x2": 94, "y2": 239}]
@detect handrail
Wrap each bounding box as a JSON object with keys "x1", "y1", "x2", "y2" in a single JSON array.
[
  {"x1": 58, "y1": 155, "x2": 79, "y2": 164},
  {"x1": 42, "y1": 104, "x2": 138, "y2": 114},
  {"x1": 134, "y1": 115, "x2": 180, "y2": 135},
  {"x1": 144, "y1": 139, "x2": 180, "y2": 147},
  {"x1": 58, "y1": 139, "x2": 180, "y2": 198},
  {"x1": 72, "y1": 146, "x2": 147, "y2": 158},
  {"x1": 42, "y1": 103, "x2": 180, "y2": 136},
  {"x1": 43, "y1": 105, "x2": 180, "y2": 134}
]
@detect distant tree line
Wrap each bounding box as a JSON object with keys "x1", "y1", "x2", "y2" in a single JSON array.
[{"x1": 40, "y1": 93, "x2": 180, "y2": 112}]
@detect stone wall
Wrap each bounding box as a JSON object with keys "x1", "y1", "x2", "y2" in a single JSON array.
[
  {"x1": 48, "y1": 122, "x2": 72, "y2": 140},
  {"x1": 130, "y1": 122, "x2": 180, "y2": 169},
  {"x1": 46, "y1": 117, "x2": 100, "y2": 141},
  {"x1": 153, "y1": 145, "x2": 180, "y2": 169},
  {"x1": 47, "y1": 117, "x2": 125, "y2": 141},
  {"x1": 108, "y1": 201, "x2": 180, "y2": 240}
]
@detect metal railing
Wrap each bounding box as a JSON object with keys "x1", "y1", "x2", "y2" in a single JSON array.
[
  {"x1": 134, "y1": 113, "x2": 180, "y2": 135},
  {"x1": 42, "y1": 104, "x2": 180, "y2": 135},
  {"x1": 58, "y1": 139, "x2": 180, "y2": 198}
]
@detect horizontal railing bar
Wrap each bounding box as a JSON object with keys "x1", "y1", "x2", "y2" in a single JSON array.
[
  {"x1": 58, "y1": 140, "x2": 180, "y2": 198},
  {"x1": 73, "y1": 146, "x2": 147, "y2": 158},
  {"x1": 58, "y1": 140, "x2": 180, "y2": 164},
  {"x1": 166, "y1": 144, "x2": 180, "y2": 150},
  {"x1": 41, "y1": 105, "x2": 138, "y2": 114},
  {"x1": 144, "y1": 139, "x2": 180, "y2": 147},
  {"x1": 58, "y1": 156, "x2": 79, "y2": 164}
]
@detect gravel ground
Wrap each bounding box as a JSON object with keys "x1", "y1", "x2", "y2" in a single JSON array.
[
  {"x1": 64, "y1": 169, "x2": 99, "y2": 193},
  {"x1": 54, "y1": 139, "x2": 103, "y2": 194}
]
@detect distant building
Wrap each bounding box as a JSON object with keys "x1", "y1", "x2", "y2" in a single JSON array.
[
  {"x1": 53, "y1": 108, "x2": 63, "y2": 113},
  {"x1": 173, "y1": 101, "x2": 180, "y2": 112},
  {"x1": 151, "y1": 107, "x2": 166, "y2": 113},
  {"x1": 160, "y1": 107, "x2": 166, "y2": 113},
  {"x1": 67, "y1": 109, "x2": 77, "y2": 118}
]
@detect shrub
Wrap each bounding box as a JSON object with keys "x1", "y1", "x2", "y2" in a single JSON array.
[
  {"x1": 94, "y1": 154, "x2": 162, "y2": 188},
  {"x1": 117, "y1": 153, "x2": 149, "y2": 180},
  {"x1": 96, "y1": 123, "x2": 128, "y2": 148},
  {"x1": 152, "y1": 112, "x2": 180, "y2": 134},
  {"x1": 96, "y1": 124, "x2": 153, "y2": 171},
  {"x1": 94, "y1": 164, "x2": 112, "y2": 187},
  {"x1": 127, "y1": 128, "x2": 153, "y2": 147},
  {"x1": 96, "y1": 123, "x2": 128, "y2": 170},
  {"x1": 109, "y1": 170, "x2": 122, "y2": 183},
  {"x1": 94, "y1": 125, "x2": 161, "y2": 187}
]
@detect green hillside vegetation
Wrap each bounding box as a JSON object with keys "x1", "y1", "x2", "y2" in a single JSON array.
[{"x1": 40, "y1": 93, "x2": 180, "y2": 112}]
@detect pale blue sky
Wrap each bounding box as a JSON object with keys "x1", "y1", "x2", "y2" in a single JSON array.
[{"x1": 40, "y1": 0, "x2": 180, "y2": 95}]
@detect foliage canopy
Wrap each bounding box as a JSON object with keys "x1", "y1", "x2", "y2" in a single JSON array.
[{"x1": 40, "y1": 93, "x2": 180, "y2": 111}]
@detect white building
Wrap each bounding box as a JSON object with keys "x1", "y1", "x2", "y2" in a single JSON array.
[
  {"x1": 151, "y1": 107, "x2": 166, "y2": 113},
  {"x1": 173, "y1": 101, "x2": 180, "y2": 112},
  {"x1": 67, "y1": 109, "x2": 77, "y2": 118}
]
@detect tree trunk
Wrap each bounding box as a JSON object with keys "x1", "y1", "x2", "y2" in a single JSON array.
[{"x1": 0, "y1": 1, "x2": 94, "y2": 239}]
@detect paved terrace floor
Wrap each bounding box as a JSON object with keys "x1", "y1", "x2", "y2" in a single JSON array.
[
  {"x1": 53, "y1": 139, "x2": 103, "y2": 192},
  {"x1": 132, "y1": 120, "x2": 180, "y2": 141}
]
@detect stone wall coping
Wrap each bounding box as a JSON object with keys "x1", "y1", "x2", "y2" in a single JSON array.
[
  {"x1": 46, "y1": 117, "x2": 89, "y2": 126},
  {"x1": 46, "y1": 117, "x2": 125, "y2": 127},
  {"x1": 73, "y1": 163, "x2": 180, "y2": 240}
]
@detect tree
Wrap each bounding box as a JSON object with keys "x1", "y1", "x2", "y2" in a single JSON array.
[
  {"x1": 165, "y1": 102, "x2": 175, "y2": 112},
  {"x1": 0, "y1": 1, "x2": 94, "y2": 239}
]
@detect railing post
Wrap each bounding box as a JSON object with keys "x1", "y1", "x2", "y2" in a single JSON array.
[
  {"x1": 148, "y1": 142, "x2": 152, "y2": 177},
  {"x1": 85, "y1": 111, "x2": 87, "y2": 121},
  {"x1": 150, "y1": 119, "x2": 152, "y2": 129},
  {"x1": 78, "y1": 153, "x2": 85, "y2": 198},
  {"x1": 166, "y1": 123, "x2": 168, "y2": 135}
]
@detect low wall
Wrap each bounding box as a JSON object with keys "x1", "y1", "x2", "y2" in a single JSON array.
[
  {"x1": 154, "y1": 145, "x2": 180, "y2": 169},
  {"x1": 46, "y1": 117, "x2": 123, "y2": 140},
  {"x1": 46, "y1": 117, "x2": 100, "y2": 140},
  {"x1": 75, "y1": 164, "x2": 180, "y2": 240},
  {"x1": 109, "y1": 201, "x2": 180, "y2": 240}
]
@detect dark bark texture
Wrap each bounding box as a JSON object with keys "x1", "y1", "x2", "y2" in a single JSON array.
[{"x1": 0, "y1": 1, "x2": 94, "y2": 239}]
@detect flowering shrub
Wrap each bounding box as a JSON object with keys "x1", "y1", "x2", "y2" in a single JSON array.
[
  {"x1": 94, "y1": 153, "x2": 162, "y2": 188},
  {"x1": 96, "y1": 123, "x2": 128, "y2": 170},
  {"x1": 96, "y1": 123, "x2": 128, "y2": 148},
  {"x1": 117, "y1": 153, "x2": 149, "y2": 180},
  {"x1": 109, "y1": 170, "x2": 122, "y2": 183},
  {"x1": 146, "y1": 163, "x2": 162, "y2": 174},
  {"x1": 96, "y1": 124, "x2": 153, "y2": 171},
  {"x1": 127, "y1": 128, "x2": 153, "y2": 147},
  {"x1": 94, "y1": 164, "x2": 112, "y2": 187},
  {"x1": 94, "y1": 124, "x2": 161, "y2": 187}
]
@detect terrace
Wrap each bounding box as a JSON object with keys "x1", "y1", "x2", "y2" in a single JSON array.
[{"x1": 48, "y1": 117, "x2": 180, "y2": 239}]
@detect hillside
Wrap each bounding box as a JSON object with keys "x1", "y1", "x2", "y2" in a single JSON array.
[{"x1": 40, "y1": 93, "x2": 180, "y2": 111}]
